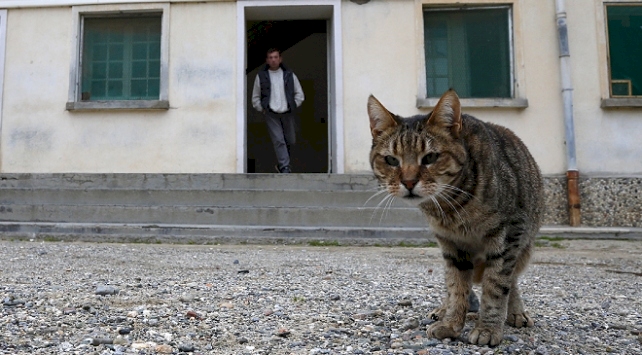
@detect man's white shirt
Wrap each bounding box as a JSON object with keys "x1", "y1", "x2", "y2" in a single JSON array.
[{"x1": 252, "y1": 68, "x2": 305, "y2": 113}]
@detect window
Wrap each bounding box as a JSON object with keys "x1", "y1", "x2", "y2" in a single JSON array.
[
  {"x1": 606, "y1": 5, "x2": 642, "y2": 97},
  {"x1": 81, "y1": 16, "x2": 161, "y2": 101},
  {"x1": 423, "y1": 7, "x2": 512, "y2": 99},
  {"x1": 67, "y1": 4, "x2": 169, "y2": 111}
]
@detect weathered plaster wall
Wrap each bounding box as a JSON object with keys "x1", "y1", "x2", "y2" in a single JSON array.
[
  {"x1": 568, "y1": 1, "x2": 642, "y2": 175},
  {"x1": 0, "y1": 2, "x2": 237, "y2": 173},
  {"x1": 340, "y1": 0, "x2": 568, "y2": 175},
  {"x1": 341, "y1": 0, "x2": 419, "y2": 173}
]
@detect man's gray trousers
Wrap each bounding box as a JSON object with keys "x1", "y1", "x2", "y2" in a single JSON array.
[{"x1": 264, "y1": 110, "x2": 296, "y2": 171}]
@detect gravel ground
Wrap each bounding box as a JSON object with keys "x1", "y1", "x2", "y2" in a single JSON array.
[{"x1": 1, "y1": 239, "x2": 641, "y2": 355}]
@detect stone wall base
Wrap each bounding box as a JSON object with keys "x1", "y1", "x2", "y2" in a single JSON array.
[{"x1": 543, "y1": 176, "x2": 642, "y2": 227}]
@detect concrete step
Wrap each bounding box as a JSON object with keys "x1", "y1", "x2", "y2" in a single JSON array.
[
  {"x1": 0, "y1": 189, "x2": 405, "y2": 208},
  {"x1": 0, "y1": 173, "x2": 432, "y2": 244},
  {"x1": 0, "y1": 222, "x2": 435, "y2": 245},
  {"x1": 0, "y1": 173, "x2": 380, "y2": 191},
  {"x1": 1, "y1": 204, "x2": 427, "y2": 228}
]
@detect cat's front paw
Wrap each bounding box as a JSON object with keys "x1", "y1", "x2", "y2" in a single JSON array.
[
  {"x1": 507, "y1": 311, "x2": 534, "y2": 328},
  {"x1": 428, "y1": 306, "x2": 446, "y2": 321},
  {"x1": 468, "y1": 325, "x2": 503, "y2": 346},
  {"x1": 427, "y1": 322, "x2": 461, "y2": 340}
]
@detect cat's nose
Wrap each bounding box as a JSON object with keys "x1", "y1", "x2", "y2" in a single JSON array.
[{"x1": 401, "y1": 180, "x2": 419, "y2": 190}]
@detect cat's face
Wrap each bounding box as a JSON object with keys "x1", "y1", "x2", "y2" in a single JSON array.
[{"x1": 368, "y1": 90, "x2": 466, "y2": 206}]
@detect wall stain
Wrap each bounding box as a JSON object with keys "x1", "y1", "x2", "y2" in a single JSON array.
[{"x1": 9, "y1": 129, "x2": 53, "y2": 151}]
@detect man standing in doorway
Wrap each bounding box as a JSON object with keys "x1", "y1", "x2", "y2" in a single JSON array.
[{"x1": 252, "y1": 48, "x2": 305, "y2": 174}]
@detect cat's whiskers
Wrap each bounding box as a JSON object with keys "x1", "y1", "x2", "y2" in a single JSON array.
[
  {"x1": 437, "y1": 186, "x2": 471, "y2": 216},
  {"x1": 363, "y1": 188, "x2": 389, "y2": 207},
  {"x1": 369, "y1": 193, "x2": 394, "y2": 225},
  {"x1": 435, "y1": 192, "x2": 467, "y2": 228},
  {"x1": 429, "y1": 196, "x2": 447, "y2": 222},
  {"x1": 381, "y1": 194, "x2": 396, "y2": 225},
  {"x1": 440, "y1": 184, "x2": 477, "y2": 201}
]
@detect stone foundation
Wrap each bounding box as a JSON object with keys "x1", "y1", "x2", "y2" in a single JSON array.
[{"x1": 543, "y1": 175, "x2": 642, "y2": 227}]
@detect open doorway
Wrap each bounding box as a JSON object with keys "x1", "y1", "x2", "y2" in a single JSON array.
[{"x1": 245, "y1": 20, "x2": 328, "y2": 173}]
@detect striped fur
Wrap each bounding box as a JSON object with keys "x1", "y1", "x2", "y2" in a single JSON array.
[{"x1": 367, "y1": 90, "x2": 543, "y2": 346}]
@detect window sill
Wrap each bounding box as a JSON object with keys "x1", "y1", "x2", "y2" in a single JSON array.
[
  {"x1": 601, "y1": 98, "x2": 642, "y2": 108},
  {"x1": 417, "y1": 97, "x2": 528, "y2": 109},
  {"x1": 66, "y1": 100, "x2": 170, "y2": 111}
]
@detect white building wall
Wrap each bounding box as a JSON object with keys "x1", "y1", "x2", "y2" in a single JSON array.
[
  {"x1": 568, "y1": 0, "x2": 642, "y2": 175},
  {"x1": 0, "y1": 0, "x2": 641, "y2": 175},
  {"x1": 0, "y1": 2, "x2": 237, "y2": 173},
  {"x1": 341, "y1": 0, "x2": 568, "y2": 175}
]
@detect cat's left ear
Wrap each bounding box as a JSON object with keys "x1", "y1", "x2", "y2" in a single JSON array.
[
  {"x1": 368, "y1": 95, "x2": 398, "y2": 138},
  {"x1": 427, "y1": 89, "x2": 462, "y2": 138}
]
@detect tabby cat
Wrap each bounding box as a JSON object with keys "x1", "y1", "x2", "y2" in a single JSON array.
[{"x1": 367, "y1": 89, "x2": 543, "y2": 346}]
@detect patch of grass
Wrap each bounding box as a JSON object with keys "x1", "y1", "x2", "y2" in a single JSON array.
[
  {"x1": 535, "y1": 240, "x2": 566, "y2": 249},
  {"x1": 127, "y1": 238, "x2": 161, "y2": 244},
  {"x1": 396, "y1": 241, "x2": 439, "y2": 248},
  {"x1": 308, "y1": 240, "x2": 340, "y2": 247},
  {"x1": 550, "y1": 242, "x2": 566, "y2": 249},
  {"x1": 538, "y1": 235, "x2": 565, "y2": 242},
  {"x1": 43, "y1": 236, "x2": 61, "y2": 242},
  {"x1": 292, "y1": 296, "x2": 306, "y2": 303}
]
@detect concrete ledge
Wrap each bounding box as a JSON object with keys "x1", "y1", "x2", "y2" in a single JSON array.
[
  {"x1": 2, "y1": 222, "x2": 641, "y2": 246},
  {"x1": 66, "y1": 100, "x2": 170, "y2": 111},
  {"x1": 539, "y1": 226, "x2": 642, "y2": 240},
  {"x1": 417, "y1": 97, "x2": 528, "y2": 109},
  {"x1": 0, "y1": 222, "x2": 437, "y2": 246},
  {"x1": 601, "y1": 98, "x2": 642, "y2": 108}
]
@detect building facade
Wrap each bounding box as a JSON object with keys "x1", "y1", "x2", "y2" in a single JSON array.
[{"x1": 0, "y1": 0, "x2": 640, "y2": 226}]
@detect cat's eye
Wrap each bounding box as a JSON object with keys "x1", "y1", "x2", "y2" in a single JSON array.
[
  {"x1": 384, "y1": 155, "x2": 400, "y2": 167},
  {"x1": 421, "y1": 152, "x2": 440, "y2": 165}
]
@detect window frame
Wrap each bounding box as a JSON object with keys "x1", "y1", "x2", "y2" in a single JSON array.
[
  {"x1": 601, "y1": 1, "x2": 642, "y2": 108},
  {"x1": 67, "y1": 3, "x2": 170, "y2": 111},
  {"x1": 416, "y1": 1, "x2": 527, "y2": 109}
]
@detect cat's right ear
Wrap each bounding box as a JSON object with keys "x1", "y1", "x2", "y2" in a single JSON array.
[{"x1": 368, "y1": 95, "x2": 397, "y2": 138}]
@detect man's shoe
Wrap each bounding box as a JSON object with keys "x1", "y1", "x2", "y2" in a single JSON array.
[{"x1": 280, "y1": 166, "x2": 291, "y2": 174}]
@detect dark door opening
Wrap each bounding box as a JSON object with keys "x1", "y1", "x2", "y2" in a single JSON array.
[{"x1": 246, "y1": 20, "x2": 328, "y2": 173}]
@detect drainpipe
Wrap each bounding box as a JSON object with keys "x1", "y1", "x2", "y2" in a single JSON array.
[{"x1": 555, "y1": 0, "x2": 581, "y2": 226}]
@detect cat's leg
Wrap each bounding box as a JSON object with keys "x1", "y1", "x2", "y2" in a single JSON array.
[
  {"x1": 506, "y1": 248, "x2": 534, "y2": 328},
  {"x1": 506, "y1": 279, "x2": 534, "y2": 328},
  {"x1": 428, "y1": 297, "x2": 447, "y2": 321},
  {"x1": 430, "y1": 291, "x2": 478, "y2": 321},
  {"x1": 468, "y1": 257, "x2": 514, "y2": 346},
  {"x1": 427, "y1": 255, "x2": 472, "y2": 340}
]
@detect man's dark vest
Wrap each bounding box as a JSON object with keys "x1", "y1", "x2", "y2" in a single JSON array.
[{"x1": 258, "y1": 64, "x2": 296, "y2": 112}]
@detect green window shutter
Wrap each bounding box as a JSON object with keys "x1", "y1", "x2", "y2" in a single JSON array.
[
  {"x1": 81, "y1": 16, "x2": 161, "y2": 101},
  {"x1": 607, "y1": 6, "x2": 642, "y2": 97},
  {"x1": 424, "y1": 8, "x2": 511, "y2": 98}
]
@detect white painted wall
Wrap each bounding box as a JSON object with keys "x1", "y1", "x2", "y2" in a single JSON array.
[
  {"x1": 568, "y1": 0, "x2": 642, "y2": 175},
  {"x1": 1, "y1": 0, "x2": 642, "y2": 175},
  {"x1": 0, "y1": 2, "x2": 237, "y2": 173},
  {"x1": 341, "y1": 0, "x2": 567, "y2": 175}
]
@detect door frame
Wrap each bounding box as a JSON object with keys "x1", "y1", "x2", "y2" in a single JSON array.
[
  {"x1": 236, "y1": 0, "x2": 344, "y2": 173},
  {"x1": 0, "y1": 9, "x2": 7, "y2": 172}
]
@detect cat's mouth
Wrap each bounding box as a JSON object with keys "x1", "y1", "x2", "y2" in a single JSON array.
[{"x1": 404, "y1": 191, "x2": 423, "y2": 199}]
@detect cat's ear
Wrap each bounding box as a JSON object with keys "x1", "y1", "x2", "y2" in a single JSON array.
[
  {"x1": 427, "y1": 89, "x2": 462, "y2": 138},
  {"x1": 368, "y1": 95, "x2": 397, "y2": 138}
]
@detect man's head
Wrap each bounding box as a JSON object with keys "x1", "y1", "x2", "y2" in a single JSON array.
[{"x1": 266, "y1": 48, "x2": 282, "y2": 70}]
